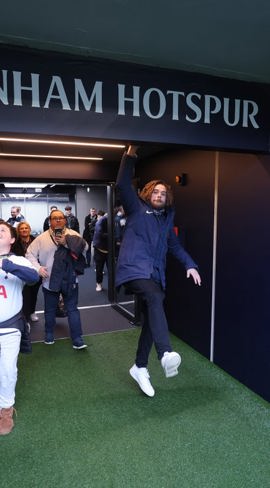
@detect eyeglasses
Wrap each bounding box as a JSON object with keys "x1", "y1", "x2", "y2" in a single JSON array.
[{"x1": 51, "y1": 217, "x2": 65, "y2": 221}]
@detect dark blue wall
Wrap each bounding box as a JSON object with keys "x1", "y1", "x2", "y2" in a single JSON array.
[{"x1": 215, "y1": 152, "x2": 270, "y2": 402}]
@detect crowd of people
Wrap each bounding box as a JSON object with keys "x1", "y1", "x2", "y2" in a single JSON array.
[{"x1": 0, "y1": 146, "x2": 201, "y2": 435}]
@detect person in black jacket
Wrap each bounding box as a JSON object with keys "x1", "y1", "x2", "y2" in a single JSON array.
[
  {"x1": 83, "y1": 208, "x2": 97, "y2": 266},
  {"x1": 64, "y1": 205, "x2": 80, "y2": 233},
  {"x1": 92, "y1": 212, "x2": 107, "y2": 292},
  {"x1": 6, "y1": 206, "x2": 25, "y2": 227},
  {"x1": 43, "y1": 205, "x2": 58, "y2": 231},
  {"x1": 114, "y1": 205, "x2": 126, "y2": 260},
  {"x1": 116, "y1": 145, "x2": 201, "y2": 397}
]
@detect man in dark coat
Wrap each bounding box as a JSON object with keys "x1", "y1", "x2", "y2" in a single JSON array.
[
  {"x1": 6, "y1": 206, "x2": 24, "y2": 227},
  {"x1": 64, "y1": 206, "x2": 80, "y2": 233},
  {"x1": 43, "y1": 205, "x2": 58, "y2": 231},
  {"x1": 116, "y1": 145, "x2": 201, "y2": 397},
  {"x1": 83, "y1": 208, "x2": 97, "y2": 266}
]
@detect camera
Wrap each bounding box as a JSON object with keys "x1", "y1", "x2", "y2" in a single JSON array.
[{"x1": 54, "y1": 228, "x2": 63, "y2": 237}]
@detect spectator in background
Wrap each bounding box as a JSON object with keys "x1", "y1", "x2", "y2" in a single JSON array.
[
  {"x1": 6, "y1": 206, "x2": 25, "y2": 227},
  {"x1": 83, "y1": 208, "x2": 97, "y2": 267},
  {"x1": 114, "y1": 205, "x2": 126, "y2": 259},
  {"x1": 26, "y1": 209, "x2": 88, "y2": 349},
  {"x1": 64, "y1": 205, "x2": 80, "y2": 233},
  {"x1": 16, "y1": 207, "x2": 25, "y2": 220},
  {"x1": 43, "y1": 205, "x2": 58, "y2": 231},
  {"x1": 93, "y1": 211, "x2": 107, "y2": 292},
  {"x1": 12, "y1": 222, "x2": 42, "y2": 326}
]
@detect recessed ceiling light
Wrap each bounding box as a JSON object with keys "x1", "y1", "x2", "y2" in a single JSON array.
[
  {"x1": 4, "y1": 183, "x2": 47, "y2": 188},
  {"x1": 9, "y1": 193, "x2": 35, "y2": 199},
  {"x1": 0, "y1": 153, "x2": 103, "y2": 160},
  {"x1": 0, "y1": 137, "x2": 125, "y2": 148}
]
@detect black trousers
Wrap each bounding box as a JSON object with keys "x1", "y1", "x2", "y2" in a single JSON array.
[
  {"x1": 85, "y1": 240, "x2": 92, "y2": 266},
  {"x1": 94, "y1": 248, "x2": 108, "y2": 284},
  {"x1": 124, "y1": 279, "x2": 172, "y2": 367},
  {"x1": 22, "y1": 279, "x2": 42, "y2": 320}
]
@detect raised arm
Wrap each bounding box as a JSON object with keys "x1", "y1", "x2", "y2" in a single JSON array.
[
  {"x1": 116, "y1": 145, "x2": 140, "y2": 215},
  {"x1": 1, "y1": 257, "x2": 39, "y2": 285}
]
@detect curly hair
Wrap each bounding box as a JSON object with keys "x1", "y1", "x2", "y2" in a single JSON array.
[{"x1": 139, "y1": 180, "x2": 174, "y2": 207}]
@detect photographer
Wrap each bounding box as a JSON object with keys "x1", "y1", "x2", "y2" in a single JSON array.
[{"x1": 26, "y1": 210, "x2": 88, "y2": 350}]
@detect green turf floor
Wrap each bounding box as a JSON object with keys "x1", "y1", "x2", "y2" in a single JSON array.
[{"x1": 1, "y1": 329, "x2": 269, "y2": 488}]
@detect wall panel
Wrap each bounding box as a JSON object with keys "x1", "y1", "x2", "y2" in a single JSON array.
[{"x1": 214, "y1": 152, "x2": 270, "y2": 401}]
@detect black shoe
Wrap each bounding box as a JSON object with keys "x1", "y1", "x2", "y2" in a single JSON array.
[{"x1": 44, "y1": 335, "x2": 55, "y2": 345}]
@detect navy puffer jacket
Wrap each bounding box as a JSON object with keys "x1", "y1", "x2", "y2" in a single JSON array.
[{"x1": 115, "y1": 153, "x2": 198, "y2": 289}]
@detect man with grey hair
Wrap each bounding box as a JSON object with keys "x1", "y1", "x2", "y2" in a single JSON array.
[
  {"x1": 6, "y1": 206, "x2": 25, "y2": 227},
  {"x1": 27, "y1": 209, "x2": 88, "y2": 350}
]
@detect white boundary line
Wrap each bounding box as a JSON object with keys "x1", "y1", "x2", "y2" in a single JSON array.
[{"x1": 35, "y1": 300, "x2": 134, "y2": 314}]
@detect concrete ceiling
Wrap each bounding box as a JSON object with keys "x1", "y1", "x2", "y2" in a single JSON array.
[{"x1": 1, "y1": 0, "x2": 270, "y2": 84}]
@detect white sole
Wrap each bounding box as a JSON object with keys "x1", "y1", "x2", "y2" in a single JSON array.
[{"x1": 162, "y1": 353, "x2": 181, "y2": 378}]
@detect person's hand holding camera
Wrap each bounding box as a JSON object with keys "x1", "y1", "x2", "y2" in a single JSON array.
[{"x1": 54, "y1": 229, "x2": 66, "y2": 246}]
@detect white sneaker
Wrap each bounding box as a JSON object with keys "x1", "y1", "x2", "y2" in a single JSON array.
[
  {"x1": 161, "y1": 351, "x2": 181, "y2": 378},
  {"x1": 30, "y1": 313, "x2": 39, "y2": 322},
  {"x1": 129, "y1": 364, "x2": 155, "y2": 397},
  {"x1": 96, "y1": 283, "x2": 102, "y2": 292}
]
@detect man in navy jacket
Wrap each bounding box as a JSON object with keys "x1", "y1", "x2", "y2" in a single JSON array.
[{"x1": 116, "y1": 145, "x2": 201, "y2": 397}]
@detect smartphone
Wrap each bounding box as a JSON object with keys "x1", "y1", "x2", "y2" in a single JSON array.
[{"x1": 54, "y1": 228, "x2": 63, "y2": 237}]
